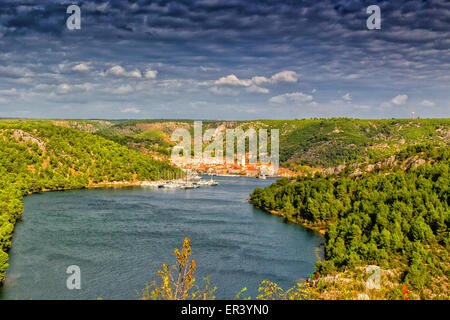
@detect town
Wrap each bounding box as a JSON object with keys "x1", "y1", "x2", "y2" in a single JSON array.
[{"x1": 170, "y1": 152, "x2": 295, "y2": 178}]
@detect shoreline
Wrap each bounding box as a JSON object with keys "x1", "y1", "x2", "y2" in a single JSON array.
[
  {"x1": 268, "y1": 209, "x2": 327, "y2": 236},
  {"x1": 27, "y1": 179, "x2": 171, "y2": 195},
  {"x1": 248, "y1": 201, "x2": 327, "y2": 236},
  {"x1": 29, "y1": 173, "x2": 270, "y2": 195}
]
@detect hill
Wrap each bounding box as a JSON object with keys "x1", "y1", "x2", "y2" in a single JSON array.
[
  {"x1": 59, "y1": 118, "x2": 450, "y2": 168},
  {"x1": 250, "y1": 144, "x2": 449, "y2": 299},
  {"x1": 8, "y1": 118, "x2": 448, "y2": 168}
]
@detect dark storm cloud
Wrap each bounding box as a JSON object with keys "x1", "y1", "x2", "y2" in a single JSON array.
[{"x1": 0, "y1": 0, "x2": 449, "y2": 119}]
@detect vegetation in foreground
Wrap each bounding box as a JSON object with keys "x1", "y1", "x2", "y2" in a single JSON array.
[
  {"x1": 140, "y1": 238, "x2": 217, "y2": 300},
  {"x1": 141, "y1": 237, "x2": 318, "y2": 300}
]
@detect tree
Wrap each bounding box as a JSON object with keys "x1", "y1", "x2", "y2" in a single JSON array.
[{"x1": 140, "y1": 238, "x2": 216, "y2": 300}]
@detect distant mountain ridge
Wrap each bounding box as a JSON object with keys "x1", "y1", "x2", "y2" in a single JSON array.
[{"x1": 13, "y1": 118, "x2": 448, "y2": 168}]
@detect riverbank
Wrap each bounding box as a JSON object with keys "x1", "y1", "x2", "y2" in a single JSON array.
[
  {"x1": 248, "y1": 200, "x2": 327, "y2": 236},
  {"x1": 31, "y1": 179, "x2": 178, "y2": 193},
  {"x1": 26, "y1": 180, "x2": 152, "y2": 194},
  {"x1": 268, "y1": 209, "x2": 327, "y2": 236},
  {"x1": 85, "y1": 180, "x2": 154, "y2": 189}
]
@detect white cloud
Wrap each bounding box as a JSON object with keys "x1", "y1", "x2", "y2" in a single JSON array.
[
  {"x1": 114, "y1": 84, "x2": 134, "y2": 94},
  {"x1": 246, "y1": 85, "x2": 269, "y2": 94},
  {"x1": 251, "y1": 76, "x2": 270, "y2": 86},
  {"x1": 269, "y1": 70, "x2": 299, "y2": 83},
  {"x1": 120, "y1": 107, "x2": 141, "y2": 114},
  {"x1": 343, "y1": 74, "x2": 361, "y2": 80},
  {"x1": 252, "y1": 71, "x2": 299, "y2": 85},
  {"x1": 391, "y1": 94, "x2": 408, "y2": 105},
  {"x1": 0, "y1": 88, "x2": 17, "y2": 95},
  {"x1": 215, "y1": 74, "x2": 252, "y2": 86},
  {"x1": 209, "y1": 86, "x2": 239, "y2": 95},
  {"x1": 72, "y1": 63, "x2": 90, "y2": 72},
  {"x1": 56, "y1": 84, "x2": 72, "y2": 94},
  {"x1": 156, "y1": 79, "x2": 184, "y2": 88},
  {"x1": 420, "y1": 99, "x2": 435, "y2": 107},
  {"x1": 144, "y1": 68, "x2": 158, "y2": 79},
  {"x1": 106, "y1": 65, "x2": 142, "y2": 78},
  {"x1": 0, "y1": 65, "x2": 33, "y2": 78},
  {"x1": 270, "y1": 92, "x2": 314, "y2": 104},
  {"x1": 215, "y1": 70, "x2": 299, "y2": 89},
  {"x1": 55, "y1": 83, "x2": 93, "y2": 95},
  {"x1": 342, "y1": 93, "x2": 352, "y2": 102},
  {"x1": 200, "y1": 66, "x2": 220, "y2": 72},
  {"x1": 380, "y1": 94, "x2": 409, "y2": 108}
]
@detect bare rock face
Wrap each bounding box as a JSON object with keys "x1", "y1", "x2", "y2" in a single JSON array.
[
  {"x1": 401, "y1": 156, "x2": 427, "y2": 170},
  {"x1": 11, "y1": 129, "x2": 46, "y2": 150},
  {"x1": 372, "y1": 155, "x2": 397, "y2": 171},
  {"x1": 385, "y1": 155, "x2": 396, "y2": 167},
  {"x1": 323, "y1": 164, "x2": 347, "y2": 175},
  {"x1": 412, "y1": 158, "x2": 426, "y2": 169},
  {"x1": 349, "y1": 168, "x2": 362, "y2": 177},
  {"x1": 320, "y1": 151, "x2": 430, "y2": 178},
  {"x1": 435, "y1": 127, "x2": 450, "y2": 141},
  {"x1": 335, "y1": 165, "x2": 346, "y2": 174}
]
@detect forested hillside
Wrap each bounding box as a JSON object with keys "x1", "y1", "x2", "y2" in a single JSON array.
[
  {"x1": 250, "y1": 144, "x2": 449, "y2": 299},
  {"x1": 8, "y1": 118, "x2": 448, "y2": 169},
  {"x1": 82, "y1": 118, "x2": 450, "y2": 168},
  {"x1": 0, "y1": 122, "x2": 180, "y2": 283}
]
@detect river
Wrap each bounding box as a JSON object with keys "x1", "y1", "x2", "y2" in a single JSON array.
[{"x1": 0, "y1": 176, "x2": 323, "y2": 300}]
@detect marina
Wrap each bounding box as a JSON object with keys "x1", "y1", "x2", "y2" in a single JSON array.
[{"x1": 140, "y1": 175, "x2": 219, "y2": 189}]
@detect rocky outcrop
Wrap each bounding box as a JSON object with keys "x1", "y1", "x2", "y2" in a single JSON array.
[
  {"x1": 324, "y1": 154, "x2": 430, "y2": 177},
  {"x1": 10, "y1": 129, "x2": 46, "y2": 150}
]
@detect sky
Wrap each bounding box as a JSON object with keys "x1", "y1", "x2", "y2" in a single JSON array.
[{"x1": 0, "y1": 0, "x2": 449, "y2": 120}]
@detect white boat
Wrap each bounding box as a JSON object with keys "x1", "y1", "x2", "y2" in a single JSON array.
[
  {"x1": 183, "y1": 183, "x2": 198, "y2": 189},
  {"x1": 194, "y1": 178, "x2": 219, "y2": 186},
  {"x1": 162, "y1": 182, "x2": 178, "y2": 189}
]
